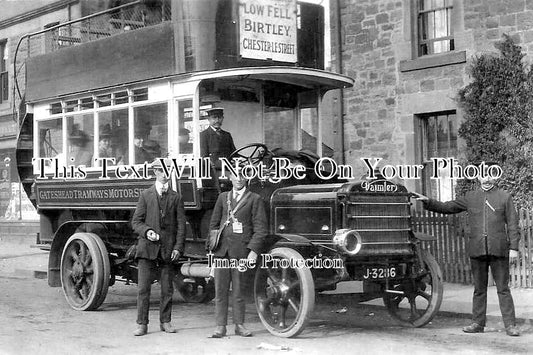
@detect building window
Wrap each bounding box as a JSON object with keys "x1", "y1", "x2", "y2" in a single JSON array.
[
  {"x1": 1, "y1": 41, "x2": 8, "y2": 103},
  {"x1": 417, "y1": 0, "x2": 454, "y2": 56},
  {"x1": 418, "y1": 111, "x2": 457, "y2": 201}
]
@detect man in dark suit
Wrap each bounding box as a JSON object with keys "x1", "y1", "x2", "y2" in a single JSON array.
[
  {"x1": 414, "y1": 162, "x2": 520, "y2": 336},
  {"x1": 208, "y1": 170, "x2": 268, "y2": 338},
  {"x1": 200, "y1": 107, "x2": 236, "y2": 168},
  {"x1": 131, "y1": 159, "x2": 186, "y2": 336}
]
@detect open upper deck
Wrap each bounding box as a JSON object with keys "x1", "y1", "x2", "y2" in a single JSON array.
[{"x1": 21, "y1": 0, "x2": 328, "y2": 103}]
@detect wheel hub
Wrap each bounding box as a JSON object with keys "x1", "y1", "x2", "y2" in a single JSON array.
[
  {"x1": 72, "y1": 261, "x2": 85, "y2": 281},
  {"x1": 266, "y1": 282, "x2": 290, "y2": 302}
]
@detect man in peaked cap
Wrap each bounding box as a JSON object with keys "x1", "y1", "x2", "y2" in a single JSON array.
[
  {"x1": 413, "y1": 161, "x2": 521, "y2": 336},
  {"x1": 200, "y1": 107, "x2": 236, "y2": 168},
  {"x1": 131, "y1": 158, "x2": 186, "y2": 336}
]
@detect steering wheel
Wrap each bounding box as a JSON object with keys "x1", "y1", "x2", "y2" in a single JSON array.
[{"x1": 229, "y1": 143, "x2": 270, "y2": 167}]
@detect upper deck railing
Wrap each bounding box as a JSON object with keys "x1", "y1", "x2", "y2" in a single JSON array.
[
  {"x1": 13, "y1": 0, "x2": 171, "y2": 102},
  {"x1": 44, "y1": 1, "x2": 171, "y2": 52}
]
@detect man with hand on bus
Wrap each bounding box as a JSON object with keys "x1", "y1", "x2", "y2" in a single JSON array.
[
  {"x1": 131, "y1": 158, "x2": 186, "y2": 336},
  {"x1": 413, "y1": 161, "x2": 520, "y2": 337}
]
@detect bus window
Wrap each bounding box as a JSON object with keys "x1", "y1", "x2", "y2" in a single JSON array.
[
  {"x1": 134, "y1": 103, "x2": 168, "y2": 164},
  {"x1": 37, "y1": 118, "x2": 63, "y2": 163},
  {"x1": 67, "y1": 114, "x2": 94, "y2": 167},
  {"x1": 299, "y1": 90, "x2": 319, "y2": 154},
  {"x1": 264, "y1": 82, "x2": 298, "y2": 151},
  {"x1": 264, "y1": 107, "x2": 297, "y2": 151},
  {"x1": 177, "y1": 99, "x2": 193, "y2": 154},
  {"x1": 99, "y1": 109, "x2": 128, "y2": 165},
  {"x1": 198, "y1": 79, "x2": 262, "y2": 149}
]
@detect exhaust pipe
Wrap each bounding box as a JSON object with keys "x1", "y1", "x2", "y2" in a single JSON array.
[{"x1": 180, "y1": 262, "x2": 211, "y2": 278}]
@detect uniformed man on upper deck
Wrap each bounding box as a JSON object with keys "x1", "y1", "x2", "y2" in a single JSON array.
[{"x1": 200, "y1": 107, "x2": 236, "y2": 168}]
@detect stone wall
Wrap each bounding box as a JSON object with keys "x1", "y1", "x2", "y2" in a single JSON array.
[{"x1": 333, "y1": 0, "x2": 533, "y2": 192}]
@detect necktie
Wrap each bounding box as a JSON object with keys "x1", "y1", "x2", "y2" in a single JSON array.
[{"x1": 160, "y1": 188, "x2": 168, "y2": 226}]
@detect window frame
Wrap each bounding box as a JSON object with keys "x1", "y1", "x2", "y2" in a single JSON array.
[
  {"x1": 0, "y1": 40, "x2": 8, "y2": 103},
  {"x1": 417, "y1": 110, "x2": 458, "y2": 201},
  {"x1": 415, "y1": 0, "x2": 454, "y2": 57}
]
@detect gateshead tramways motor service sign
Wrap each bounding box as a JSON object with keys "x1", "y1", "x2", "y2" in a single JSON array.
[{"x1": 239, "y1": 0, "x2": 298, "y2": 62}]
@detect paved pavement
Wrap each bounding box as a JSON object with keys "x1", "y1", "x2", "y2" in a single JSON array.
[{"x1": 1, "y1": 235, "x2": 532, "y2": 327}]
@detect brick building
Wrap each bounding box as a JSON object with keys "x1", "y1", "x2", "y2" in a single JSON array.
[{"x1": 331, "y1": 0, "x2": 533, "y2": 201}]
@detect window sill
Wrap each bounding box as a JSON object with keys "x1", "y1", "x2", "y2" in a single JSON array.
[{"x1": 399, "y1": 51, "x2": 466, "y2": 72}]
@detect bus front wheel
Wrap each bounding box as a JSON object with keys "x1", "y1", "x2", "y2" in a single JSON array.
[{"x1": 254, "y1": 247, "x2": 315, "y2": 338}]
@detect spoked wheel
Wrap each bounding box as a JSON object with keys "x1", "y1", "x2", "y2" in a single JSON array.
[
  {"x1": 383, "y1": 249, "x2": 443, "y2": 327},
  {"x1": 254, "y1": 248, "x2": 315, "y2": 338},
  {"x1": 173, "y1": 273, "x2": 215, "y2": 303},
  {"x1": 60, "y1": 233, "x2": 110, "y2": 311}
]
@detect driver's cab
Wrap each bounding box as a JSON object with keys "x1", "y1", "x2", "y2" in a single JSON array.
[{"x1": 171, "y1": 68, "x2": 351, "y2": 211}]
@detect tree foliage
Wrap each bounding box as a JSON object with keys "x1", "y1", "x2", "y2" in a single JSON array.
[{"x1": 457, "y1": 34, "x2": 533, "y2": 208}]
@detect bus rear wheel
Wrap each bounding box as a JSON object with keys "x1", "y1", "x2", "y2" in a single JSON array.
[
  {"x1": 60, "y1": 233, "x2": 110, "y2": 311},
  {"x1": 383, "y1": 249, "x2": 443, "y2": 327}
]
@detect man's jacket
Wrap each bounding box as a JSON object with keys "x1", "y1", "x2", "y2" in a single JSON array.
[
  {"x1": 209, "y1": 190, "x2": 268, "y2": 259},
  {"x1": 132, "y1": 185, "x2": 186, "y2": 262},
  {"x1": 423, "y1": 188, "x2": 520, "y2": 257},
  {"x1": 200, "y1": 128, "x2": 236, "y2": 163}
]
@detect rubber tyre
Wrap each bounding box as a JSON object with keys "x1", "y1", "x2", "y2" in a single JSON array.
[
  {"x1": 254, "y1": 247, "x2": 315, "y2": 338},
  {"x1": 383, "y1": 249, "x2": 443, "y2": 327},
  {"x1": 60, "y1": 233, "x2": 110, "y2": 311}
]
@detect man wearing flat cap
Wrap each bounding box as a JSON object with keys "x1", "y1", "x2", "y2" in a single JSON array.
[
  {"x1": 413, "y1": 161, "x2": 521, "y2": 337},
  {"x1": 200, "y1": 107, "x2": 236, "y2": 168},
  {"x1": 131, "y1": 158, "x2": 186, "y2": 336}
]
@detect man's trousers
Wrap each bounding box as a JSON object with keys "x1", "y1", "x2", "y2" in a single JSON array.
[
  {"x1": 136, "y1": 258, "x2": 175, "y2": 325},
  {"x1": 214, "y1": 262, "x2": 245, "y2": 326},
  {"x1": 471, "y1": 255, "x2": 516, "y2": 327}
]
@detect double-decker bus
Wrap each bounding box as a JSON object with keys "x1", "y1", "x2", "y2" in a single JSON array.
[{"x1": 15, "y1": 0, "x2": 443, "y2": 338}]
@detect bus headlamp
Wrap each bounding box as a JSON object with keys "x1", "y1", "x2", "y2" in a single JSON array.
[{"x1": 333, "y1": 229, "x2": 362, "y2": 256}]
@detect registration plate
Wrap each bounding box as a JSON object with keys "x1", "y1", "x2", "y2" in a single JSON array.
[{"x1": 362, "y1": 266, "x2": 400, "y2": 279}]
